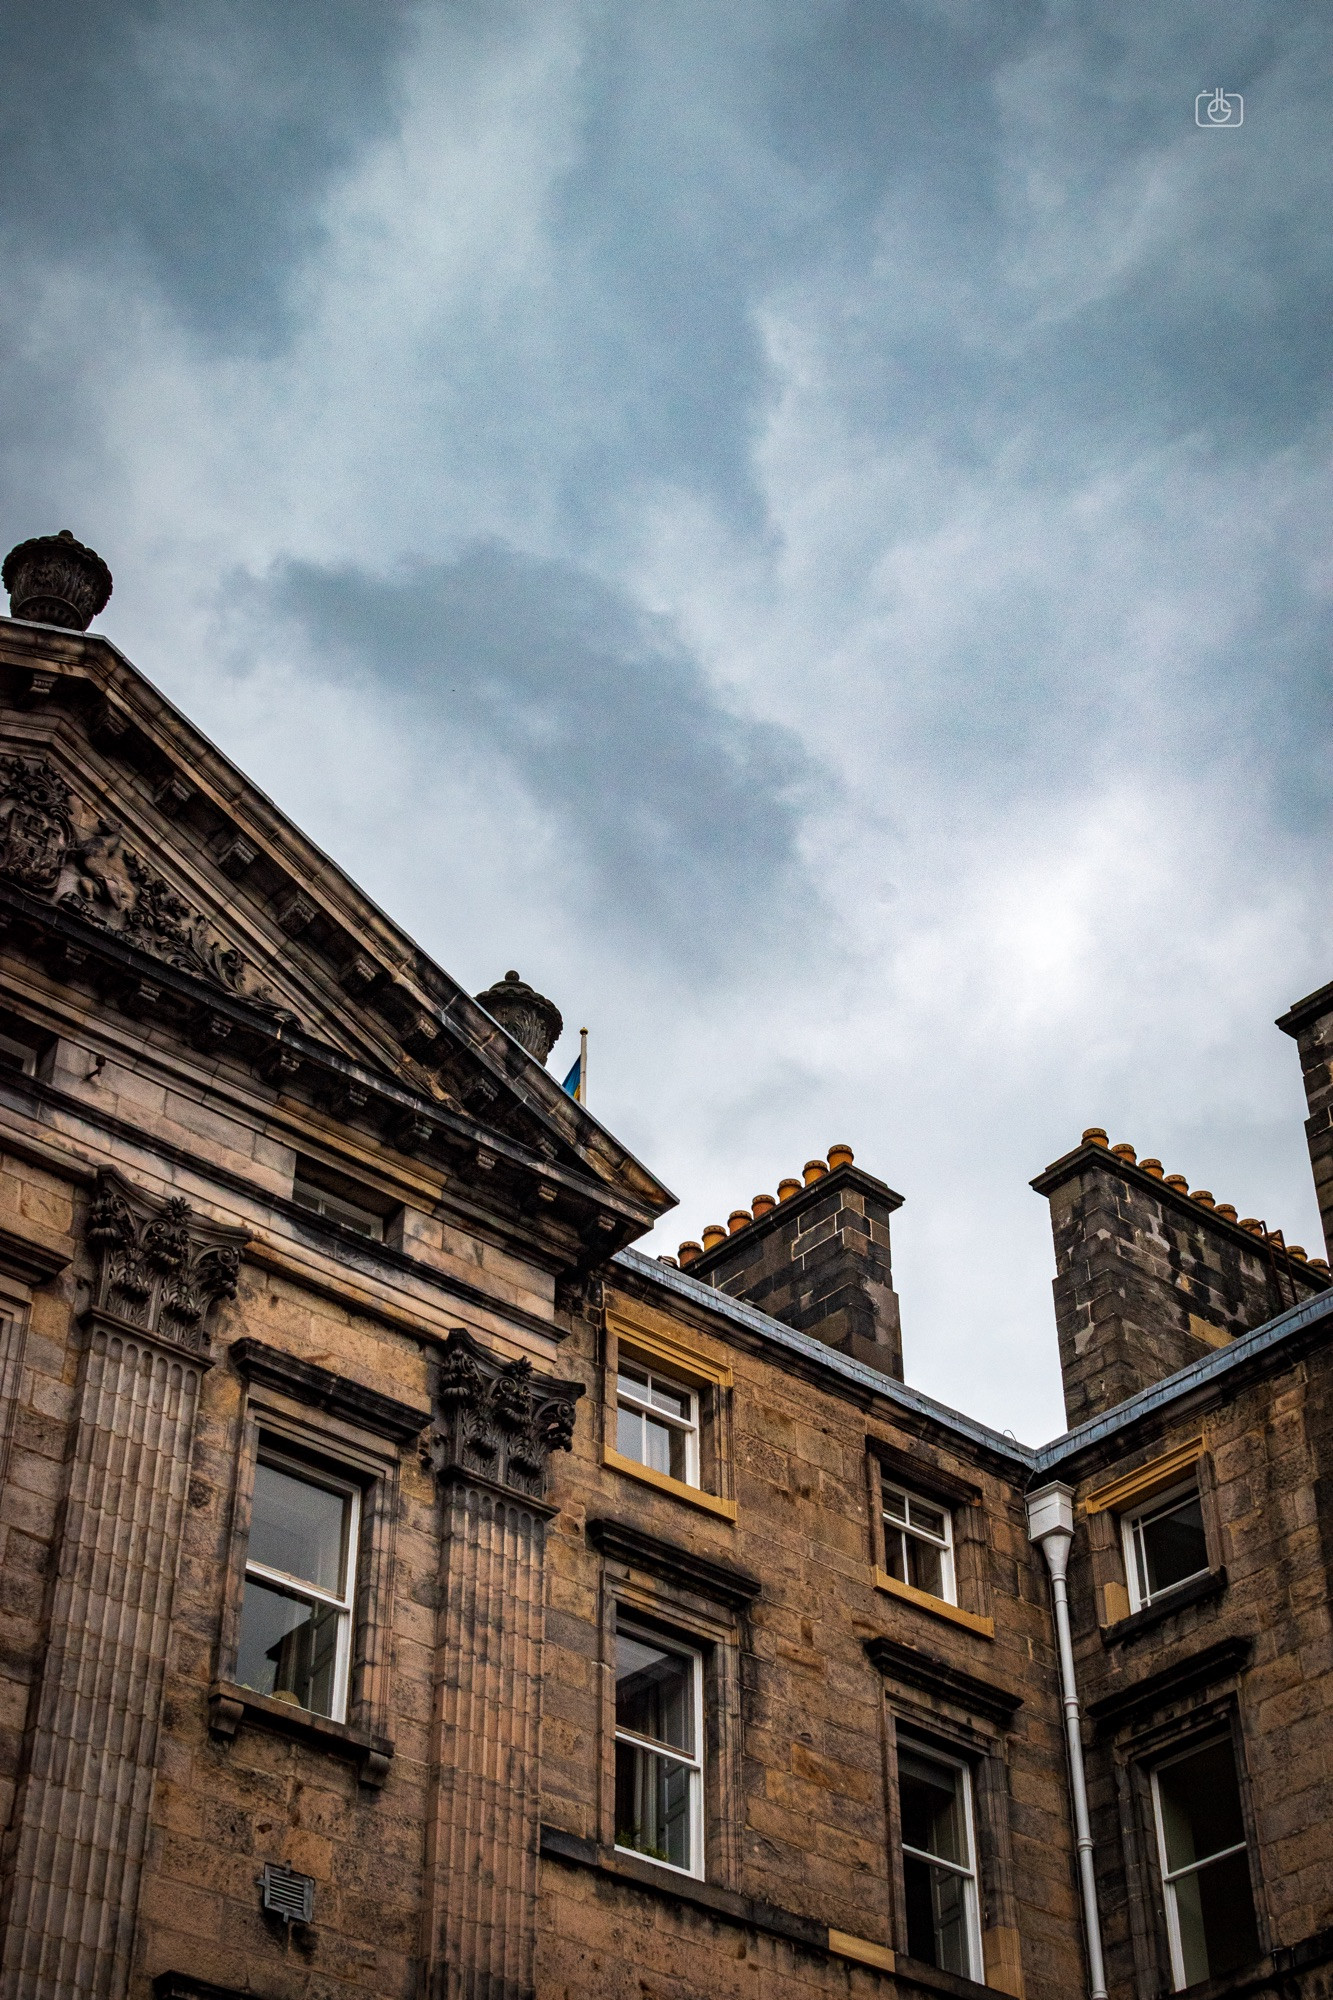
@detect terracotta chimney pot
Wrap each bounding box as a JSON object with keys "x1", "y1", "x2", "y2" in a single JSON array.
[
  {"x1": 1140, "y1": 1158, "x2": 1164, "y2": 1178},
  {"x1": 777, "y1": 1178, "x2": 801, "y2": 1202},
  {"x1": 1191, "y1": 1189, "x2": 1215, "y2": 1209},
  {"x1": 1164, "y1": 1174, "x2": 1190, "y2": 1195},
  {"x1": 678, "y1": 1241, "x2": 703, "y2": 1266},
  {"x1": 701, "y1": 1224, "x2": 726, "y2": 1251},
  {"x1": 802, "y1": 1159, "x2": 827, "y2": 1185},
  {"x1": 728, "y1": 1209, "x2": 751, "y2": 1235},
  {"x1": 1082, "y1": 1127, "x2": 1109, "y2": 1147},
  {"x1": 1110, "y1": 1142, "x2": 1137, "y2": 1163},
  {"x1": 827, "y1": 1144, "x2": 854, "y2": 1172},
  {"x1": 751, "y1": 1194, "x2": 776, "y2": 1220}
]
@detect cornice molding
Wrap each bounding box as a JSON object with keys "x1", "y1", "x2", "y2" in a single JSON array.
[
  {"x1": 864, "y1": 1634, "x2": 1023, "y2": 1725},
  {"x1": 230, "y1": 1338, "x2": 428, "y2": 1445},
  {"x1": 1086, "y1": 1636, "x2": 1253, "y2": 1732},
  {"x1": 0, "y1": 1218, "x2": 71, "y2": 1285},
  {"x1": 585, "y1": 1516, "x2": 761, "y2": 1609}
]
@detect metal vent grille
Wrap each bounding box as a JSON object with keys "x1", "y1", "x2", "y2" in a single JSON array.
[{"x1": 260, "y1": 1861, "x2": 314, "y2": 1924}]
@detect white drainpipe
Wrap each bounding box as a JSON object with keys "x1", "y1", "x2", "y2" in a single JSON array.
[{"x1": 1027, "y1": 1482, "x2": 1108, "y2": 2000}]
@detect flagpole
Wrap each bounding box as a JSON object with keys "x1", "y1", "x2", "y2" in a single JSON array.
[{"x1": 579, "y1": 1027, "x2": 588, "y2": 1107}]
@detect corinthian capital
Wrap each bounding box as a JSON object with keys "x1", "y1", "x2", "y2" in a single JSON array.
[{"x1": 425, "y1": 1326, "x2": 583, "y2": 1501}]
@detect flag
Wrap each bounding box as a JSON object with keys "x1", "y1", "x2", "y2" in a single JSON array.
[{"x1": 561, "y1": 1028, "x2": 588, "y2": 1105}]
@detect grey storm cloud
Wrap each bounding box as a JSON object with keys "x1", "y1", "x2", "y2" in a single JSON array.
[
  {"x1": 0, "y1": 0, "x2": 414, "y2": 348},
  {"x1": 256, "y1": 544, "x2": 827, "y2": 958}
]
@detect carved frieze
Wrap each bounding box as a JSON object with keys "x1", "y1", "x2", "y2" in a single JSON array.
[
  {"x1": 0, "y1": 755, "x2": 291, "y2": 1016},
  {"x1": 84, "y1": 1169, "x2": 248, "y2": 1359},
  {"x1": 425, "y1": 1326, "x2": 582, "y2": 1501}
]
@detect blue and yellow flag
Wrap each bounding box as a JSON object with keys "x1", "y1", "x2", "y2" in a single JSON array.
[{"x1": 561, "y1": 1029, "x2": 588, "y2": 1105}]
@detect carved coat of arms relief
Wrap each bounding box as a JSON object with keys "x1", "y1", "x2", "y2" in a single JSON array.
[{"x1": 0, "y1": 753, "x2": 286, "y2": 1015}]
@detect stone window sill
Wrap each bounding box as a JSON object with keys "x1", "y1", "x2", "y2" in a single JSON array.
[
  {"x1": 873, "y1": 1568, "x2": 995, "y2": 1638},
  {"x1": 1101, "y1": 1567, "x2": 1227, "y2": 1647},
  {"x1": 603, "y1": 1446, "x2": 738, "y2": 1520},
  {"x1": 207, "y1": 1680, "x2": 393, "y2": 1786}
]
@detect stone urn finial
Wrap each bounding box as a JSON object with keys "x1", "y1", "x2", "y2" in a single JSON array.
[
  {"x1": 3, "y1": 529, "x2": 113, "y2": 631},
  {"x1": 474, "y1": 970, "x2": 564, "y2": 1065}
]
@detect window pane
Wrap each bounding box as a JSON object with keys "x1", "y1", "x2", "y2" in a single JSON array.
[
  {"x1": 899, "y1": 1749, "x2": 968, "y2": 1866},
  {"x1": 1172, "y1": 1849, "x2": 1259, "y2": 1985},
  {"x1": 649, "y1": 1378, "x2": 692, "y2": 1421},
  {"x1": 642, "y1": 1412, "x2": 689, "y2": 1482},
  {"x1": 906, "y1": 1535, "x2": 945, "y2": 1598},
  {"x1": 1158, "y1": 1738, "x2": 1247, "y2": 1871},
  {"x1": 883, "y1": 1527, "x2": 908, "y2": 1584},
  {"x1": 1141, "y1": 1492, "x2": 1208, "y2": 1598},
  {"x1": 236, "y1": 1578, "x2": 341, "y2": 1717},
  {"x1": 249, "y1": 1460, "x2": 348, "y2": 1594},
  {"x1": 616, "y1": 1633, "x2": 694, "y2": 1753},
  {"x1": 615, "y1": 1740, "x2": 693, "y2": 1869},
  {"x1": 903, "y1": 1854, "x2": 972, "y2": 1975},
  {"x1": 907, "y1": 1497, "x2": 946, "y2": 1540},
  {"x1": 616, "y1": 1403, "x2": 644, "y2": 1461},
  {"x1": 617, "y1": 1363, "x2": 650, "y2": 1398},
  {"x1": 883, "y1": 1488, "x2": 907, "y2": 1523}
]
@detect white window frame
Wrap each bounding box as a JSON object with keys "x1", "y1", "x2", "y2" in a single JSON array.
[
  {"x1": 1121, "y1": 1477, "x2": 1209, "y2": 1613},
  {"x1": 882, "y1": 1482, "x2": 957, "y2": 1604},
  {"x1": 240, "y1": 1444, "x2": 361, "y2": 1724},
  {"x1": 615, "y1": 1358, "x2": 700, "y2": 1488},
  {"x1": 1150, "y1": 1734, "x2": 1255, "y2": 1991},
  {"x1": 613, "y1": 1620, "x2": 705, "y2": 1880},
  {"x1": 292, "y1": 1176, "x2": 384, "y2": 1241},
  {"x1": 897, "y1": 1737, "x2": 984, "y2": 1981}
]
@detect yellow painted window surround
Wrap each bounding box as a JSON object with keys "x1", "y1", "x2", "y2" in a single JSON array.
[
  {"x1": 605, "y1": 1306, "x2": 735, "y2": 1518},
  {"x1": 873, "y1": 1568, "x2": 995, "y2": 1639},
  {"x1": 1082, "y1": 1438, "x2": 1206, "y2": 1517}
]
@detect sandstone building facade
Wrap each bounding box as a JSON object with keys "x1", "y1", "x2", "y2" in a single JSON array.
[{"x1": 0, "y1": 531, "x2": 1329, "y2": 2000}]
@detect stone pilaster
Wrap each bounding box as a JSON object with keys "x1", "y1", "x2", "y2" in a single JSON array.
[
  {"x1": 0, "y1": 1172, "x2": 246, "y2": 2000},
  {"x1": 421, "y1": 1329, "x2": 582, "y2": 2000}
]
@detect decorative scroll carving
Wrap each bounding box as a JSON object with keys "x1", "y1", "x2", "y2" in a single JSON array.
[
  {"x1": 0, "y1": 756, "x2": 289, "y2": 1015},
  {"x1": 85, "y1": 1169, "x2": 248, "y2": 1359},
  {"x1": 424, "y1": 1326, "x2": 582, "y2": 1500}
]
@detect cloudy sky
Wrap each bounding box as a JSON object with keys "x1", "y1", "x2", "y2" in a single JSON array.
[{"x1": 3, "y1": 0, "x2": 1330, "y2": 1442}]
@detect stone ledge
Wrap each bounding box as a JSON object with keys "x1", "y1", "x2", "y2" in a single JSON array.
[
  {"x1": 1100, "y1": 1567, "x2": 1227, "y2": 1648},
  {"x1": 1163, "y1": 1924, "x2": 1333, "y2": 2000},
  {"x1": 207, "y1": 1680, "x2": 393, "y2": 1786},
  {"x1": 0, "y1": 1216, "x2": 72, "y2": 1285}
]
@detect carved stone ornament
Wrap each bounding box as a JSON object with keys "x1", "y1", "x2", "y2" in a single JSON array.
[
  {"x1": 3, "y1": 529, "x2": 113, "y2": 630},
  {"x1": 424, "y1": 1327, "x2": 583, "y2": 1500},
  {"x1": 474, "y1": 969, "x2": 564, "y2": 1064},
  {"x1": 0, "y1": 754, "x2": 292, "y2": 1016},
  {"x1": 84, "y1": 1168, "x2": 249, "y2": 1358}
]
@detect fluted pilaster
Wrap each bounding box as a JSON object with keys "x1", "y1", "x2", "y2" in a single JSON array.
[
  {"x1": 0, "y1": 1174, "x2": 245, "y2": 2000},
  {"x1": 420, "y1": 1329, "x2": 582, "y2": 2000}
]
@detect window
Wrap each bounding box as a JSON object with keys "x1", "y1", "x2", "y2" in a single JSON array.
[
  {"x1": 1123, "y1": 1479, "x2": 1209, "y2": 1611},
  {"x1": 0, "y1": 1028, "x2": 38, "y2": 1075},
  {"x1": 235, "y1": 1449, "x2": 360, "y2": 1723},
  {"x1": 292, "y1": 1175, "x2": 384, "y2": 1241},
  {"x1": 883, "y1": 1484, "x2": 956, "y2": 1603},
  {"x1": 1151, "y1": 1733, "x2": 1260, "y2": 1989},
  {"x1": 897, "y1": 1740, "x2": 983, "y2": 1979},
  {"x1": 616, "y1": 1361, "x2": 699, "y2": 1487},
  {"x1": 613, "y1": 1622, "x2": 704, "y2": 1877}
]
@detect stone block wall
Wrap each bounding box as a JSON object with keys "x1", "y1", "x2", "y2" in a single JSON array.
[
  {"x1": 1033, "y1": 1140, "x2": 1329, "y2": 1429},
  {"x1": 1280, "y1": 979, "x2": 1333, "y2": 1266},
  {"x1": 686, "y1": 1164, "x2": 905, "y2": 1378}
]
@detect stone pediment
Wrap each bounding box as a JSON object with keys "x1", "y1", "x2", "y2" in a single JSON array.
[{"x1": 0, "y1": 615, "x2": 674, "y2": 1252}]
